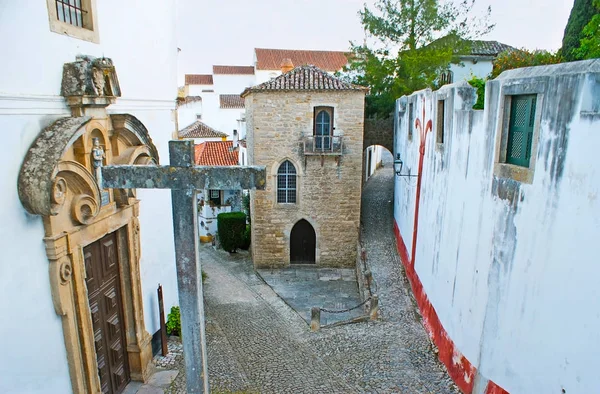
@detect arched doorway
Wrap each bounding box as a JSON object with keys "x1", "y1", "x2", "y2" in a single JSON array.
[{"x1": 290, "y1": 219, "x2": 316, "y2": 264}]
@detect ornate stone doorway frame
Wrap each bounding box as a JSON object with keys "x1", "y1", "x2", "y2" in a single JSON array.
[
  {"x1": 19, "y1": 114, "x2": 157, "y2": 393},
  {"x1": 17, "y1": 55, "x2": 162, "y2": 393}
]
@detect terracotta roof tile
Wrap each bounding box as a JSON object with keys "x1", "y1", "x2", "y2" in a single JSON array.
[
  {"x1": 213, "y1": 65, "x2": 255, "y2": 75},
  {"x1": 220, "y1": 94, "x2": 245, "y2": 109},
  {"x1": 185, "y1": 74, "x2": 213, "y2": 85},
  {"x1": 179, "y1": 121, "x2": 228, "y2": 139},
  {"x1": 242, "y1": 65, "x2": 368, "y2": 96},
  {"x1": 194, "y1": 141, "x2": 239, "y2": 166},
  {"x1": 255, "y1": 48, "x2": 350, "y2": 71}
]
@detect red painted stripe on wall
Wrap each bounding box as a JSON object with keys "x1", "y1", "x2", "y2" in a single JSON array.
[{"x1": 393, "y1": 220, "x2": 509, "y2": 394}]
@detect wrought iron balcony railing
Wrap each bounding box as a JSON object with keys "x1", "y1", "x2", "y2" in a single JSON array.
[{"x1": 303, "y1": 135, "x2": 343, "y2": 155}]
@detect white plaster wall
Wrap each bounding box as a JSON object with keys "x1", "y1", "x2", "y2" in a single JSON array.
[
  {"x1": 0, "y1": 1, "x2": 179, "y2": 391},
  {"x1": 177, "y1": 101, "x2": 203, "y2": 132},
  {"x1": 450, "y1": 59, "x2": 493, "y2": 82},
  {"x1": 213, "y1": 74, "x2": 255, "y2": 95},
  {"x1": 394, "y1": 66, "x2": 600, "y2": 393},
  {"x1": 188, "y1": 84, "x2": 214, "y2": 96},
  {"x1": 255, "y1": 69, "x2": 281, "y2": 84}
]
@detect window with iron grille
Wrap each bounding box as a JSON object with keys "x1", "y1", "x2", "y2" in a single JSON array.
[
  {"x1": 46, "y1": 0, "x2": 98, "y2": 42},
  {"x1": 277, "y1": 161, "x2": 297, "y2": 204},
  {"x1": 55, "y1": 0, "x2": 85, "y2": 28},
  {"x1": 506, "y1": 95, "x2": 537, "y2": 167}
]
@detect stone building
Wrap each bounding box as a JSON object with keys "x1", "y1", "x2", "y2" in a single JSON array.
[{"x1": 242, "y1": 65, "x2": 367, "y2": 268}]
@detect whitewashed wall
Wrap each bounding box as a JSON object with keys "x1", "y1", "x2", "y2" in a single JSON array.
[
  {"x1": 394, "y1": 60, "x2": 600, "y2": 394},
  {"x1": 213, "y1": 74, "x2": 255, "y2": 95},
  {"x1": 178, "y1": 100, "x2": 203, "y2": 131},
  {"x1": 188, "y1": 83, "x2": 214, "y2": 96},
  {"x1": 0, "y1": 1, "x2": 178, "y2": 392}
]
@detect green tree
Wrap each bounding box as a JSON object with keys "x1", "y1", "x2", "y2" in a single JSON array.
[
  {"x1": 574, "y1": 0, "x2": 600, "y2": 59},
  {"x1": 491, "y1": 48, "x2": 562, "y2": 79},
  {"x1": 562, "y1": 0, "x2": 597, "y2": 61},
  {"x1": 342, "y1": 0, "x2": 493, "y2": 117}
]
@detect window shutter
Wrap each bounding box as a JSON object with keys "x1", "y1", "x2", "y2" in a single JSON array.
[
  {"x1": 330, "y1": 107, "x2": 334, "y2": 135},
  {"x1": 507, "y1": 95, "x2": 537, "y2": 167}
]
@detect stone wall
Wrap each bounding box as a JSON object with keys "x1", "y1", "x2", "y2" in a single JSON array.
[{"x1": 247, "y1": 90, "x2": 366, "y2": 268}]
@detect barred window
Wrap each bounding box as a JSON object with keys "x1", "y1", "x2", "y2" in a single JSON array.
[
  {"x1": 46, "y1": 0, "x2": 98, "y2": 43},
  {"x1": 55, "y1": 0, "x2": 85, "y2": 28},
  {"x1": 277, "y1": 160, "x2": 297, "y2": 204}
]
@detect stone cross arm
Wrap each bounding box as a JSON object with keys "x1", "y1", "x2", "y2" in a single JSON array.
[{"x1": 102, "y1": 164, "x2": 266, "y2": 191}]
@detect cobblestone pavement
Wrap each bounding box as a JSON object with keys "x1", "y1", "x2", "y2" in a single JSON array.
[{"x1": 165, "y1": 157, "x2": 457, "y2": 393}]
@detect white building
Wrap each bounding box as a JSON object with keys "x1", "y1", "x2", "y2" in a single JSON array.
[
  {"x1": 446, "y1": 40, "x2": 515, "y2": 83},
  {"x1": 0, "y1": 1, "x2": 179, "y2": 393}
]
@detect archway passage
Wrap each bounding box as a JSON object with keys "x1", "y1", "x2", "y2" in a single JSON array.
[{"x1": 290, "y1": 219, "x2": 316, "y2": 264}]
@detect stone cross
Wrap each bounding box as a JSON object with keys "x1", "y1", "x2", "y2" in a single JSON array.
[{"x1": 102, "y1": 140, "x2": 265, "y2": 393}]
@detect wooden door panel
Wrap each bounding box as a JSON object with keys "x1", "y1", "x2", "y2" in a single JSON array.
[{"x1": 85, "y1": 232, "x2": 130, "y2": 394}]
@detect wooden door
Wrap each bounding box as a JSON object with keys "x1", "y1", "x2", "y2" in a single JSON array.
[
  {"x1": 84, "y1": 232, "x2": 130, "y2": 394},
  {"x1": 290, "y1": 219, "x2": 316, "y2": 264}
]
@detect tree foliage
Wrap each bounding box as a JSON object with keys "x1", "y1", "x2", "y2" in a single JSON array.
[
  {"x1": 491, "y1": 49, "x2": 563, "y2": 79},
  {"x1": 574, "y1": 0, "x2": 600, "y2": 60},
  {"x1": 562, "y1": 0, "x2": 597, "y2": 61},
  {"x1": 342, "y1": 0, "x2": 493, "y2": 117}
]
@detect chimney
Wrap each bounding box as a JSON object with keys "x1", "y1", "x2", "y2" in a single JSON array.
[
  {"x1": 232, "y1": 129, "x2": 239, "y2": 150},
  {"x1": 280, "y1": 58, "x2": 294, "y2": 73}
]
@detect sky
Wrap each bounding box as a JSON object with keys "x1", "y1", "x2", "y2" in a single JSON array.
[{"x1": 176, "y1": 0, "x2": 574, "y2": 79}]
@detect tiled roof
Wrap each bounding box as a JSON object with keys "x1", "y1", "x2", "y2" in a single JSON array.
[
  {"x1": 194, "y1": 141, "x2": 239, "y2": 166},
  {"x1": 176, "y1": 96, "x2": 202, "y2": 107},
  {"x1": 220, "y1": 94, "x2": 245, "y2": 109},
  {"x1": 469, "y1": 40, "x2": 515, "y2": 56},
  {"x1": 255, "y1": 48, "x2": 350, "y2": 71},
  {"x1": 242, "y1": 65, "x2": 368, "y2": 96},
  {"x1": 213, "y1": 65, "x2": 255, "y2": 75},
  {"x1": 179, "y1": 121, "x2": 228, "y2": 139},
  {"x1": 185, "y1": 74, "x2": 213, "y2": 85}
]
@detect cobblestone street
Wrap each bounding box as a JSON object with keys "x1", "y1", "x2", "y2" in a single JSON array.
[{"x1": 163, "y1": 159, "x2": 458, "y2": 393}]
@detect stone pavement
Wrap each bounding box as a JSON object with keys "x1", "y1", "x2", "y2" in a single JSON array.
[
  {"x1": 162, "y1": 156, "x2": 458, "y2": 393},
  {"x1": 257, "y1": 267, "x2": 364, "y2": 325}
]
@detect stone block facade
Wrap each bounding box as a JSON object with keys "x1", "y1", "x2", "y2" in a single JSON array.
[{"x1": 246, "y1": 89, "x2": 366, "y2": 268}]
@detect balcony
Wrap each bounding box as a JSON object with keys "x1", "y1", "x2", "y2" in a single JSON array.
[{"x1": 303, "y1": 135, "x2": 343, "y2": 156}]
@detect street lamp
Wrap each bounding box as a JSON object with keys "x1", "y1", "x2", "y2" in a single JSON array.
[{"x1": 394, "y1": 153, "x2": 403, "y2": 176}]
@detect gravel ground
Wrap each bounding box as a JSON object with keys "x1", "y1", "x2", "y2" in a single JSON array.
[{"x1": 163, "y1": 158, "x2": 458, "y2": 393}]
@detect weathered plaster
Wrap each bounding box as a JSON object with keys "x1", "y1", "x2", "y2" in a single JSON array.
[{"x1": 394, "y1": 60, "x2": 600, "y2": 393}]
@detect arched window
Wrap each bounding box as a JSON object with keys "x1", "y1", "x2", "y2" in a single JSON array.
[
  {"x1": 314, "y1": 107, "x2": 333, "y2": 150},
  {"x1": 277, "y1": 160, "x2": 297, "y2": 203}
]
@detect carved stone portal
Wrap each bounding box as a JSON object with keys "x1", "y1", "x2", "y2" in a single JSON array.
[{"x1": 17, "y1": 56, "x2": 159, "y2": 394}]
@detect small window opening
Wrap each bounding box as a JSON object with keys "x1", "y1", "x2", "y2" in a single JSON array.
[
  {"x1": 436, "y1": 100, "x2": 445, "y2": 144},
  {"x1": 209, "y1": 190, "x2": 221, "y2": 205},
  {"x1": 506, "y1": 94, "x2": 537, "y2": 167},
  {"x1": 55, "y1": 0, "x2": 86, "y2": 28},
  {"x1": 408, "y1": 102, "x2": 414, "y2": 141}
]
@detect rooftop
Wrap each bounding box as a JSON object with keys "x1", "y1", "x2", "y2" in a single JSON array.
[
  {"x1": 213, "y1": 65, "x2": 255, "y2": 75},
  {"x1": 255, "y1": 48, "x2": 349, "y2": 71},
  {"x1": 179, "y1": 121, "x2": 228, "y2": 139},
  {"x1": 185, "y1": 74, "x2": 213, "y2": 85},
  {"x1": 242, "y1": 65, "x2": 367, "y2": 96},
  {"x1": 469, "y1": 40, "x2": 515, "y2": 56},
  {"x1": 194, "y1": 141, "x2": 239, "y2": 166},
  {"x1": 220, "y1": 94, "x2": 245, "y2": 109}
]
